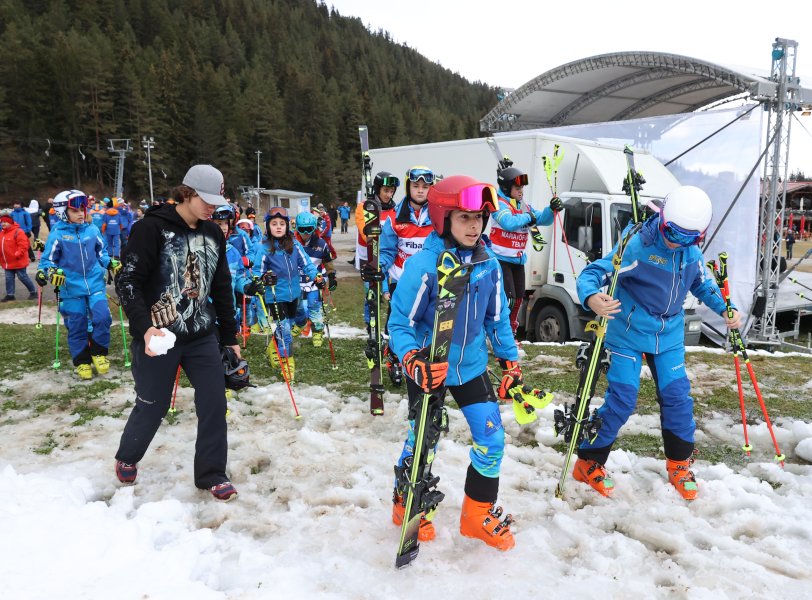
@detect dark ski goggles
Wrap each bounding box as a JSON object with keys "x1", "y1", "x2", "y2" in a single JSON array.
[
  {"x1": 508, "y1": 173, "x2": 529, "y2": 187},
  {"x1": 68, "y1": 195, "x2": 89, "y2": 210},
  {"x1": 407, "y1": 168, "x2": 435, "y2": 184},
  {"x1": 297, "y1": 225, "x2": 315, "y2": 235},
  {"x1": 660, "y1": 219, "x2": 704, "y2": 246},
  {"x1": 212, "y1": 206, "x2": 235, "y2": 220},
  {"x1": 378, "y1": 176, "x2": 400, "y2": 188}
]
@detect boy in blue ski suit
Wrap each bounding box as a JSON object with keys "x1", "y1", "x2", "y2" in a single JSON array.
[
  {"x1": 253, "y1": 206, "x2": 324, "y2": 382},
  {"x1": 118, "y1": 200, "x2": 133, "y2": 247},
  {"x1": 291, "y1": 211, "x2": 337, "y2": 348},
  {"x1": 489, "y1": 165, "x2": 558, "y2": 334},
  {"x1": 574, "y1": 185, "x2": 740, "y2": 500},
  {"x1": 37, "y1": 190, "x2": 118, "y2": 380},
  {"x1": 388, "y1": 175, "x2": 522, "y2": 552}
]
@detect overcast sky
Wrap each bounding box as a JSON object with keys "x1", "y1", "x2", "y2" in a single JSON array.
[{"x1": 327, "y1": 0, "x2": 812, "y2": 173}]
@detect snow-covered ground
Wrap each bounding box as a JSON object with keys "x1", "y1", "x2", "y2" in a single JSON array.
[{"x1": 2, "y1": 357, "x2": 812, "y2": 600}]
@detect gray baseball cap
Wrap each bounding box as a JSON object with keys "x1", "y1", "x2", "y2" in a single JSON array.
[{"x1": 182, "y1": 164, "x2": 227, "y2": 206}]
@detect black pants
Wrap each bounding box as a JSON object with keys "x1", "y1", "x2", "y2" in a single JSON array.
[
  {"x1": 115, "y1": 333, "x2": 229, "y2": 489},
  {"x1": 498, "y1": 260, "x2": 525, "y2": 303}
]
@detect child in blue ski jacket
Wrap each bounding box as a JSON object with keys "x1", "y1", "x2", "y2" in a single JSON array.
[
  {"x1": 574, "y1": 185, "x2": 741, "y2": 501},
  {"x1": 253, "y1": 206, "x2": 324, "y2": 382},
  {"x1": 388, "y1": 175, "x2": 523, "y2": 552},
  {"x1": 291, "y1": 211, "x2": 337, "y2": 348},
  {"x1": 37, "y1": 190, "x2": 118, "y2": 380},
  {"x1": 489, "y1": 165, "x2": 559, "y2": 333}
]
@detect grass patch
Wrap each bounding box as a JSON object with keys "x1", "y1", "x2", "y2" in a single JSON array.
[{"x1": 33, "y1": 431, "x2": 57, "y2": 455}]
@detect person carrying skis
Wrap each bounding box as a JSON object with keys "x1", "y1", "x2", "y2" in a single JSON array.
[
  {"x1": 374, "y1": 166, "x2": 436, "y2": 384},
  {"x1": 490, "y1": 165, "x2": 559, "y2": 336},
  {"x1": 574, "y1": 185, "x2": 741, "y2": 500},
  {"x1": 36, "y1": 190, "x2": 117, "y2": 379},
  {"x1": 0, "y1": 209, "x2": 38, "y2": 301},
  {"x1": 253, "y1": 206, "x2": 324, "y2": 382},
  {"x1": 291, "y1": 210, "x2": 336, "y2": 347},
  {"x1": 388, "y1": 175, "x2": 521, "y2": 551},
  {"x1": 313, "y1": 203, "x2": 337, "y2": 259},
  {"x1": 357, "y1": 171, "x2": 399, "y2": 326},
  {"x1": 113, "y1": 165, "x2": 240, "y2": 502}
]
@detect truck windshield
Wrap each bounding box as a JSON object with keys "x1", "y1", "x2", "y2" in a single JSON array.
[{"x1": 610, "y1": 204, "x2": 634, "y2": 247}]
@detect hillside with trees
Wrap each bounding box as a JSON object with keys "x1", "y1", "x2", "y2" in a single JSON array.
[{"x1": 0, "y1": 0, "x2": 497, "y2": 202}]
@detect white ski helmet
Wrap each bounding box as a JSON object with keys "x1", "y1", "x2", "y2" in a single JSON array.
[
  {"x1": 53, "y1": 189, "x2": 88, "y2": 222},
  {"x1": 661, "y1": 186, "x2": 713, "y2": 234}
]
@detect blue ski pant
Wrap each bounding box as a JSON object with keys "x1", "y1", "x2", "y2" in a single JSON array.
[
  {"x1": 396, "y1": 372, "x2": 504, "y2": 488},
  {"x1": 262, "y1": 299, "x2": 297, "y2": 358},
  {"x1": 579, "y1": 345, "x2": 695, "y2": 458},
  {"x1": 115, "y1": 333, "x2": 229, "y2": 489},
  {"x1": 105, "y1": 233, "x2": 121, "y2": 257},
  {"x1": 293, "y1": 289, "x2": 324, "y2": 332},
  {"x1": 60, "y1": 291, "x2": 112, "y2": 365}
]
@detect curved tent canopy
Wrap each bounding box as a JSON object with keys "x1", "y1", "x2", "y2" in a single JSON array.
[{"x1": 480, "y1": 51, "x2": 773, "y2": 132}]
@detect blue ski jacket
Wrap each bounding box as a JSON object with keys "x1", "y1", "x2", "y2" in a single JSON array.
[
  {"x1": 576, "y1": 215, "x2": 729, "y2": 354},
  {"x1": 253, "y1": 237, "x2": 319, "y2": 303},
  {"x1": 39, "y1": 220, "x2": 111, "y2": 299},
  {"x1": 389, "y1": 232, "x2": 518, "y2": 386},
  {"x1": 11, "y1": 207, "x2": 32, "y2": 233},
  {"x1": 488, "y1": 189, "x2": 553, "y2": 266}
]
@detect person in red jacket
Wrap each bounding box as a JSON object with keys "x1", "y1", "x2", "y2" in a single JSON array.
[{"x1": 0, "y1": 209, "x2": 37, "y2": 301}]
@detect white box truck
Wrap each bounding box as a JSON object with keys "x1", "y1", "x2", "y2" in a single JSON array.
[{"x1": 369, "y1": 131, "x2": 704, "y2": 344}]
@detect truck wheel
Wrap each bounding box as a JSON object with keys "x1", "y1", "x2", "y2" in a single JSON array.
[{"x1": 534, "y1": 305, "x2": 568, "y2": 343}]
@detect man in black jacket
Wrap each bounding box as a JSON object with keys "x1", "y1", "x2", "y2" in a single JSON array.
[{"x1": 114, "y1": 164, "x2": 241, "y2": 502}]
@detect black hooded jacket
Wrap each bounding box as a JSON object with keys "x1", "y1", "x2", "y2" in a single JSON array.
[{"x1": 115, "y1": 203, "x2": 238, "y2": 346}]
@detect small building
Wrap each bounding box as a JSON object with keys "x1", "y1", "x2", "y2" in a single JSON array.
[{"x1": 241, "y1": 187, "x2": 313, "y2": 220}]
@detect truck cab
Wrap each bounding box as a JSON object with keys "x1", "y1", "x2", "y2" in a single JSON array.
[{"x1": 523, "y1": 193, "x2": 702, "y2": 344}]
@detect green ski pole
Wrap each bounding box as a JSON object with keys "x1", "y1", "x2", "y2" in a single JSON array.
[{"x1": 52, "y1": 270, "x2": 64, "y2": 370}]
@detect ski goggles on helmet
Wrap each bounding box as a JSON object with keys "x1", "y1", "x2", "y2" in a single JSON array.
[
  {"x1": 266, "y1": 206, "x2": 289, "y2": 220},
  {"x1": 212, "y1": 205, "x2": 235, "y2": 220},
  {"x1": 507, "y1": 173, "x2": 528, "y2": 187},
  {"x1": 67, "y1": 195, "x2": 89, "y2": 210},
  {"x1": 378, "y1": 175, "x2": 400, "y2": 188},
  {"x1": 297, "y1": 224, "x2": 315, "y2": 235},
  {"x1": 407, "y1": 168, "x2": 435, "y2": 185},
  {"x1": 458, "y1": 184, "x2": 498, "y2": 213},
  {"x1": 660, "y1": 218, "x2": 705, "y2": 246}
]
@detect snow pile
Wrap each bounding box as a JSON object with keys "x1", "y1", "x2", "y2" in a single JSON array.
[{"x1": 1, "y1": 374, "x2": 811, "y2": 599}]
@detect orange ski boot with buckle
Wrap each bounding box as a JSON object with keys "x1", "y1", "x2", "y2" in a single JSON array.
[
  {"x1": 573, "y1": 458, "x2": 615, "y2": 497},
  {"x1": 666, "y1": 457, "x2": 698, "y2": 500},
  {"x1": 459, "y1": 494, "x2": 515, "y2": 551},
  {"x1": 392, "y1": 492, "x2": 436, "y2": 542}
]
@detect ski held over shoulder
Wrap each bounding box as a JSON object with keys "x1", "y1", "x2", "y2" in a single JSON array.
[
  {"x1": 395, "y1": 251, "x2": 473, "y2": 568},
  {"x1": 359, "y1": 125, "x2": 385, "y2": 415}
]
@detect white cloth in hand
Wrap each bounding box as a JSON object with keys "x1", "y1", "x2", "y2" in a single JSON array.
[{"x1": 148, "y1": 328, "x2": 176, "y2": 356}]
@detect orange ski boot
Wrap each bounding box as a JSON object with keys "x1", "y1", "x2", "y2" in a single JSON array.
[
  {"x1": 573, "y1": 458, "x2": 614, "y2": 497},
  {"x1": 666, "y1": 457, "x2": 698, "y2": 501},
  {"x1": 459, "y1": 494, "x2": 515, "y2": 551},
  {"x1": 392, "y1": 492, "x2": 436, "y2": 542}
]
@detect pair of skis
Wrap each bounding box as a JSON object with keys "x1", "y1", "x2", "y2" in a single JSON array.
[
  {"x1": 553, "y1": 146, "x2": 645, "y2": 499},
  {"x1": 395, "y1": 251, "x2": 473, "y2": 567},
  {"x1": 358, "y1": 125, "x2": 385, "y2": 415}
]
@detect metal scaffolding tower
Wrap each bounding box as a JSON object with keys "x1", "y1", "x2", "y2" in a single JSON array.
[
  {"x1": 107, "y1": 139, "x2": 132, "y2": 199},
  {"x1": 748, "y1": 38, "x2": 810, "y2": 347}
]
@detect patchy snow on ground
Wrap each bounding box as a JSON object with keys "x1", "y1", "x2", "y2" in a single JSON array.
[{"x1": 2, "y1": 358, "x2": 812, "y2": 600}]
